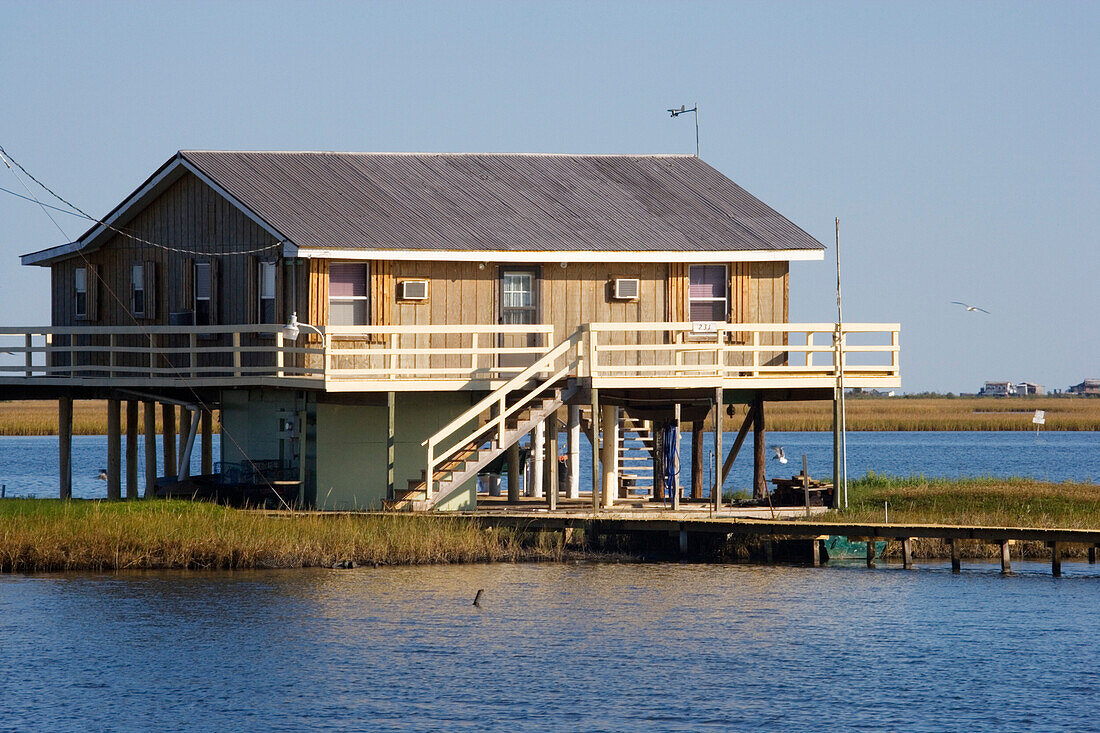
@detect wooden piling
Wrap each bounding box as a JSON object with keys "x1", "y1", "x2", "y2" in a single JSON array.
[
  {"x1": 1000, "y1": 540, "x2": 1011, "y2": 574},
  {"x1": 531, "y1": 420, "x2": 545, "y2": 498},
  {"x1": 125, "y1": 400, "x2": 139, "y2": 499},
  {"x1": 387, "y1": 392, "x2": 396, "y2": 501},
  {"x1": 679, "y1": 526, "x2": 688, "y2": 555},
  {"x1": 866, "y1": 540, "x2": 876, "y2": 568},
  {"x1": 59, "y1": 396, "x2": 73, "y2": 500},
  {"x1": 600, "y1": 404, "x2": 617, "y2": 508},
  {"x1": 162, "y1": 404, "x2": 177, "y2": 479},
  {"x1": 810, "y1": 538, "x2": 821, "y2": 566},
  {"x1": 143, "y1": 401, "x2": 156, "y2": 498},
  {"x1": 1089, "y1": 545, "x2": 1096, "y2": 564},
  {"x1": 752, "y1": 392, "x2": 766, "y2": 500},
  {"x1": 690, "y1": 420, "x2": 704, "y2": 500},
  {"x1": 949, "y1": 538, "x2": 961, "y2": 573},
  {"x1": 107, "y1": 398, "x2": 122, "y2": 500},
  {"x1": 713, "y1": 388, "x2": 722, "y2": 511},
  {"x1": 200, "y1": 409, "x2": 213, "y2": 475},
  {"x1": 178, "y1": 409, "x2": 192, "y2": 480},
  {"x1": 902, "y1": 537, "x2": 913, "y2": 569},
  {"x1": 590, "y1": 388, "x2": 600, "y2": 513},
  {"x1": 545, "y1": 414, "x2": 558, "y2": 511},
  {"x1": 1051, "y1": 542, "x2": 1063, "y2": 577},
  {"x1": 567, "y1": 404, "x2": 580, "y2": 499},
  {"x1": 671, "y1": 403, "x2": 681, "y2": 510},
  {"x1": 506, "y1": 443, "x2": 521, "y2": 503}
]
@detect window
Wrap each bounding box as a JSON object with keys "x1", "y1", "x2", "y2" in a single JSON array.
[
  {"x1": 258, "y1": 261, "x2": 276, "y2": 323},
  {"x1": 74, "y1": 267, "x2": 88, "y2": 318},
  {"x1": 194, "y1": 261, "x2": 212, "y2": 325},
  {"x1": 500, "y1": 271, "x2": 536, "y2": 324},
  {"x1": 131, "y1": 264, "x2": 145, "y2": 317},
  {"x1": 328, "y1": 262, "x2": 368, "y2": 326},
  {"x1": 688, "y1": 265, "x2": 728, "y2": 322}
]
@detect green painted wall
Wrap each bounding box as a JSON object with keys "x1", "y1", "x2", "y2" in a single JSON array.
[
  {"x1": 312, "y1": 392, "x2": 479, "y2": 511},
  {"x1": 219, "y1": 389, "x2": 298, "y2": 467}
]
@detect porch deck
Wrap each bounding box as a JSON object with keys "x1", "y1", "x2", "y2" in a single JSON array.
[{"x1": 0, "y1": 321, "x2": 899, "y2": 393}]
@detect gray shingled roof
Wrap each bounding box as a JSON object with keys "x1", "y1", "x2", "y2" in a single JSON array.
[{"x1": 180, "y1": 151, "x2": 824, "y2": 253}]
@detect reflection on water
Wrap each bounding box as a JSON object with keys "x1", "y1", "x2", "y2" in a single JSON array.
[{"x1": 3, "y1": 562, "x2": 1099, "y2": 731}]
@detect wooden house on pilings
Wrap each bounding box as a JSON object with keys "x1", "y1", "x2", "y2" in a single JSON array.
[{"x1": 3, "y1": 151, "x2": 900, "y2": 510}]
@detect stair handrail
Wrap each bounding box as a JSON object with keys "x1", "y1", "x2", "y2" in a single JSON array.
[{"x1": 423, "y1": 327, "x2": 586, "y2": 500}]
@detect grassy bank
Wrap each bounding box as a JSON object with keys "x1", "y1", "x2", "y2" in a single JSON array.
[
  {"x1": 0, "y1": 500, "x2": 573, "y2": 573},
  {"x1": 811, "y1": 474, "x2": 1100, "y2": 559},
  {"x1": 2, "y1": 397, "x2": 1098, "y2": 435}
]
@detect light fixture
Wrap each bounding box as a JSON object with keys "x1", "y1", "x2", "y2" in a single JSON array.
[
  {"x1": 559, "y1": 262, "x2": 567, "y2": 269},
  {"x1": 281, "y1": 312, "x2": 323, "y2": 341},
  {"x1": 478, "y1": 262, "x2": 487, "y2": 270}
]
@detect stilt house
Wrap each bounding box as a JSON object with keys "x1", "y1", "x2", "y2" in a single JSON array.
[{"x1": 5, "y1": 151, "x2": 900, "y2": 510}]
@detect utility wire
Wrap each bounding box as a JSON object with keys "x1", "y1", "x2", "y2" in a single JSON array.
[
  {"x1": 1, "y1": 145, "x2": 292, "y2": 510},
  {"x1": 0, "y1": 144, "x2": 280, "y2": 257}
]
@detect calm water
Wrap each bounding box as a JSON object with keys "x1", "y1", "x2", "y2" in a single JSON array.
[
  {"x1": 2, "y1": 431, "x2": 1097, "y2": 499},
  {"x1": 3, "y1": 562, "x2": 1100, "y2": 732}
]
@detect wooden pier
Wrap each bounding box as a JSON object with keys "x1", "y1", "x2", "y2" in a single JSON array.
[{"x1": 466, "y1": 511, "x2": 1100, "y2": 577}]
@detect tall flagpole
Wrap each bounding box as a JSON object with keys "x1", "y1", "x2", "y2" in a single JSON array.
[{"x1": 835, "y1": 218, "x2": 848, "y2": 508}]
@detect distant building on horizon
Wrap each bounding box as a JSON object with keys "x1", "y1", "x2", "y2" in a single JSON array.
[
  {"x1": 1068, "y1": 379, "x2": 1100, "y2": 397},
  {"x1": 979, "y1": 381, "x2": 1044, "y2": 397}
]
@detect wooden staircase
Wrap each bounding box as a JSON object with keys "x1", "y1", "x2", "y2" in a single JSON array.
[
  {"x1": 385, "y1": 387, "x2": 575, "y2": 510},
  {"x1": 617, "y1": 414, "x2": 654, "y2": 497}
]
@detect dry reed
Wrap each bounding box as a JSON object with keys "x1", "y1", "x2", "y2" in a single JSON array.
[
  {"x1": 0, "y1": 500, "x2": 570, "y2": 573},
  {"x1": 0, "y1": 400, "x2": 220, "y2": 436}
]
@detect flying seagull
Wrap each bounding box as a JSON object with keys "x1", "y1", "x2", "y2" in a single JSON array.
[
  {"x1": 771, "y1": 446, "x2": 788, "y2": 464},
  {"x1": 951, "y1": 301, "x2": 990, "y2": 314}
]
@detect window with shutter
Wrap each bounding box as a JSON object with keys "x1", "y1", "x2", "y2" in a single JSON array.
[
  {"x1": 258, "y1": 261, "x2": 277, "y2": 323},
  {"x1": 131, "y1": 263, "x2": 146, "y2": 317},
  {"x1": 194, "y1": 261, "x2": 212, "y2": 325},
  {"x1": 74, "y1": 267, "x2": 88, "y2": 319}
]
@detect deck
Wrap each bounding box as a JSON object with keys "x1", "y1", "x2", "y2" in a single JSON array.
[{"x1": 0, "y1": 321, "x2": 900, "y2": 394}]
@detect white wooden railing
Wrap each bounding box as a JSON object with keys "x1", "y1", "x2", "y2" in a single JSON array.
[{"x1": 0, "y1": 321, "x2": 900, "y2": 389}]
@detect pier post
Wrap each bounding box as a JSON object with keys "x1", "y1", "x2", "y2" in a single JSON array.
[
  {"x1": 832, "y1": 389, "x2": 842, "y2": 508},
  {"x1": 531, "y1": 421, "x2": 545, "y2": 498},
  {"x1": 178, "y1": 409, "x2": 192, "y2": 480},
  {"x1": 507, "y1": 443, "x2": 521, "y2": 503},
  {"x1": 866, "y1": 540, "x2": 876, "y2": 568},
  {"x1": 545, "y1": 414, "x2": 558, "y2": 510},
  {"x1": 713, "y1": 388, "x2": 722, "y2": 511},
  {"x1": 671, "y1": 404, "x2": 681, "y2": 510},
  {"x1": 652, "y1": 422, "x2": 665, "y2": 501},
  {"x1": 107, "y1": 398, "x2": 122, "y2": 500},
  {"x1": 690, "y1": 420, "x2": 704, "y2": 500},
  {"x1": 902, "y1": 538, "x2": 913, "y2": 569},
  {"x1": 679, "y1": 525, "x2": 688, "y2": 555},
  {"x1": 125, "y1": 400, "x2": 139, "y2": 499},
  {"x1": 59, "y1": 396, "x2": 73, "y2": 500},
  {"x1": 752, "y1": 392, "x2": 766, "y2": 500},
  {"x1": 810, "y1": 538, "x2": 822, "y2": 566},
  {"x1": 590, "y1": 389, "x2": 600, "y2": 513},
  {"x1": 162, "y1": 404, "x2": 177, "y2": 479},
  {"x1": 600, "y1": 404, "x2": 617, "y2": 508},
  {"x1": 143, "y1": 401, "x2": 156, "y2": 498},
  {"x1": 1090, "y1": 545, "x2": 1097, "y2": 564},
  {"x1": 1000, "y1": 540, "x2": 1011, "y2": 574},
  {"x1": 201, "y1": 409, "x2": 213, "y2": 475},
  {"x1": 567, "y1": 404, "x2": 580, "y2": 499},
  {"x1": 1051, "y1": 542, "x2": 1063, "y2": 577},
  {"x1": 387, "y1": 392, "x2": 395, "y2": 501},
  {"x1": 949, "y1": 538, "x2": 961, "y2": 573}
]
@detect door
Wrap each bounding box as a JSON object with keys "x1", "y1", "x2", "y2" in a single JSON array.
[{"x1": 498, "y1": 267, "x2": 540, "y2": 372}]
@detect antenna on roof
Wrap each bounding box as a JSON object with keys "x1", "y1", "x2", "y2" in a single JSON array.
[{"x1": 667, "y1": 103, "x2": 700, "y2": 157}]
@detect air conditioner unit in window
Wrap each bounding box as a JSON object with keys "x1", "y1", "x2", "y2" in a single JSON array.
[
  {"x1": 613, "y1": 278, "x2": 640, "y2": 300},
  {"x1": 400, "y1": 279, "x2": 429, "y2": 300}
]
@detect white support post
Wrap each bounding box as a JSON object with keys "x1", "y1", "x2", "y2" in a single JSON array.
[
  {"x1": 177, "y1": 408, "x2": 199, "y2": 480},
  {"x1": 497, "y1": 396, "x2": 506, "y2": 448},
  {"x1": 275, "y1": 331, "x2": 284, "y2": 378},
  {"x1": 751, "y1": 330, "x2": 760, "y2": 376},
  {"x1": 531, "y1": 421, "x2": 545, "y2": 498},
  {"x1": 426, "y1": 439, "x2": 435, "y2": 500},
  {"x1": 600, "y1": 404, "x2": 618, "y2": 508},
  {"x1": 471, "y1": 332, "x2": 479, "y2": 375},
  {"x1": 567, "y1": 404, "x2": 581, "y2": 499}
]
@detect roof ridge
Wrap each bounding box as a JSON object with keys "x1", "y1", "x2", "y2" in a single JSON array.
[{"x1": 180, "y1": 150, "x2": 698, "y2": 158}]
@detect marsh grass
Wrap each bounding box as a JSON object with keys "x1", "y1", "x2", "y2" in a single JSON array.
[
  {"x1": 0, "y1": 401, "x2": 220, "y2": 436},
  {"x1": 0, "y1": 500, "x2": 570, "y2": 573},
  {"x1": 810, "y1": 474, "x2": 1100, "y2": 558}
]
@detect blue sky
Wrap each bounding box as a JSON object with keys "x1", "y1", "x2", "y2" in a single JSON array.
[{"x1": 1, "y1": 0, "x2": 1096, "y2": 392}]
